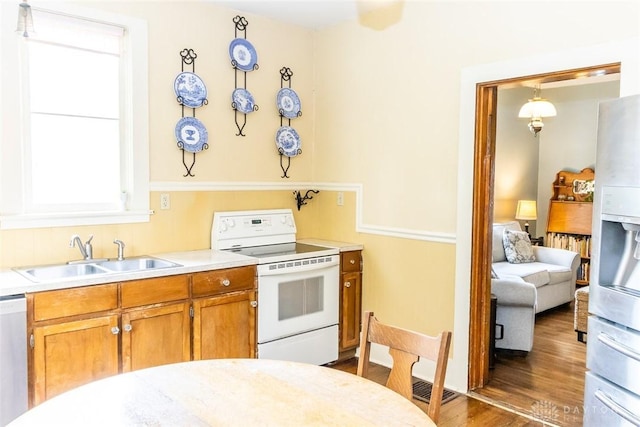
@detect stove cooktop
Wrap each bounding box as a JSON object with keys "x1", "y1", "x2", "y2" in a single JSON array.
[{"x1": 223, "y1": 242, "x2": 338, "y2": 264}]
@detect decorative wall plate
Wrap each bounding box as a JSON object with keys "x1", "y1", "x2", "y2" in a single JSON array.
[
  {"x1": 232, "y1": 88, "x2": 255, "y2": 114},
  {"x1": 174, "y1": 72, "x2": 207, "y2": 108},
  {"x1": 229, "y1": 38, "x2": 258, "y2": 72},
  {"x1": 175, "y1": 117, "x2": 208, "y2": 152},
  {"x1": 275, "y1": 126, "x2": 301, "y2": 157},
  {"x1": 276, "y1": 88, "x2": 301, "y2": 119}
]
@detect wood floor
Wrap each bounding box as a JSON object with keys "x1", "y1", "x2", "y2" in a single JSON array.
[
  {"x1": 475, "y1": 301, "x2": 587, "y2": 426},
  {"x1": 331, "y1": 302, "x2": 585, "y2": 426}
]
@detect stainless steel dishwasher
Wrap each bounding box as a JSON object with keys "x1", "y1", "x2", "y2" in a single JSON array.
[{"x1": 0, "y1": 294, "x2": 27, "y2": 426}]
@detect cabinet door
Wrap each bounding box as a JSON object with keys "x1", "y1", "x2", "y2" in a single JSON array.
[
  {"x1": 192, "y1": 291, "x2": 256, "y2": 360},
  {"x1": 340, "y1": 270, "x2": 362, "y2": 351},
  {"x1": 121, "y1": 302, "x2": 191, "y2": 372},
  {"x1": 32, "y1": 314, "x2": 119, "y2": 406}
]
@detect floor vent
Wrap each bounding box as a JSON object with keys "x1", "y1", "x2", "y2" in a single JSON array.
[{"x1": 412, "y1": 379, "x2": 458, "y2": 405}]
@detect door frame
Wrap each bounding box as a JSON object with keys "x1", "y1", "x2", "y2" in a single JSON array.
[{"x1": 467, "y1": 63, "x2": 621, "y2": 389}]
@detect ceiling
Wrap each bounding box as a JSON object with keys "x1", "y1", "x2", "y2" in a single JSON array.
[
  {"x1": 212, "y1": 0, "x2": 360, "y2": 29},
  {"x1": 213, "y1": 1, "x2": 621, "y2": 89}
]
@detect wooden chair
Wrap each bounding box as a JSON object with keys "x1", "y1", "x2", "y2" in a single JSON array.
[{"x1": 356, "y1": 311, "x2": 452, "y2": 423}]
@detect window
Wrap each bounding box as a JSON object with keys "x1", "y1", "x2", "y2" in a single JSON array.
[{"x1": 0, "y1": 3, "x2": 149, "y2": 229}]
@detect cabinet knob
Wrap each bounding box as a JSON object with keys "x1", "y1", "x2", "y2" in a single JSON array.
[
  {"x1": 344, "y1": 281, "x2": 351, "y2": 288},
  {"x1": 221, "y1": 279, "x2": 230, "y2": 287},
  {"x1": 350, "y1": 259, "x2": 355, "y2": 264},
  {"x1": 123, "y1": 324, "x2": 132, "y2": 332},
  {"x1": 251, "y1": 301, "x2": 257, "y2": 308},
  {"x1": 111, "y1": 326, "x2": 120, "y2": 335}
]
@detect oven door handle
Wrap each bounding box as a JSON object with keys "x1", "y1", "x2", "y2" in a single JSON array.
[{"x1": 258, "y1": 259, "x2": 338, "y2": 276}]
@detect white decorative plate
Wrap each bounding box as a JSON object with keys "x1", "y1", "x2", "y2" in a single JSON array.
[
  {"x1": 175, "y1": 117, "x2": 208, "y2": 153},
  {"x1": 275, "y1": 126, "x2": 301, "y2": 157},
  {"x1": 276, "y1": 88, "x2": 301, "y2": 119},
  {"x1": 229, "y1": 38, "x2": 258, "y2": 72},
  {"x1": 232, "y1": 88, "x2": 255, "y2": 114},
  {"x1": 174, "y1": 72, "x2": 207, "y2": 108}
]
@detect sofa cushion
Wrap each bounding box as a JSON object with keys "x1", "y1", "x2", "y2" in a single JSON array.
[
  {"x1": 503, "y1": 229, "x2": 536, "y2": 263},
  {"x1": 492, "y1": 221, "x2": 522, "y2": 262},
  {"x1": 546, "y1": 265, "x2": 573, "y2": 285},
  {"x1": 492, "y1": 261, "x2": 550, "y2": 287}
]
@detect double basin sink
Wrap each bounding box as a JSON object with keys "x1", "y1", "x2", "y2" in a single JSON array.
[{"x1": 15, "y1": 257, "x2": 181, "y2": 282}]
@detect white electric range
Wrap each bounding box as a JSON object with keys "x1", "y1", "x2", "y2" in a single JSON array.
[{"x1": 211, "y1": 209, "x2": 340, "y2": 365}]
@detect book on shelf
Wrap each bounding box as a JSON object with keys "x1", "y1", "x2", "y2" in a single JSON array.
[
  {"x1": 546, "y1": 232, "x2": 591, "y2": 258},
  {"x1": 577, "y1": 261, "x2": 590, "y2": 283}
]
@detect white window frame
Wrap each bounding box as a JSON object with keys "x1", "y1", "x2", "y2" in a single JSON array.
[{"x1": 0, "y1": 2, "x2": 149, "y2": 230}]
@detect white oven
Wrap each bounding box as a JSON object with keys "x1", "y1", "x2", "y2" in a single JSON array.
[
  {"x1": 257, "y1": 255, "x2": 339, "y2": 365},
  {"x1": 211, "y1": 209, "x2": 340, "y2": 366}
]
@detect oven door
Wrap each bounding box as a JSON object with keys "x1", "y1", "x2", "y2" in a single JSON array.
[{"x1": 257, "y1": 256, "x2": 339, "y2": 344}]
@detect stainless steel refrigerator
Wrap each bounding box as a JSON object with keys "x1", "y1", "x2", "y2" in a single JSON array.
[{"x1": 584, "y1": 94, "x2": 640, "y2": 426}]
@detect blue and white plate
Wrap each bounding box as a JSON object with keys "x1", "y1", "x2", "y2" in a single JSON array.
[
  {"x1": 232, "y1": 88, "x2": 255, "y2": 114},
  {"x1": 175, "y1": 117, "x2": 208, "y2": 153},
  {"x1": 275, "y1": 126, "x2": 301, "y2": 157},
  {"x1": 229, "y1": 38, "x2": 258, "y2": 72},
  {"x1": 276, "y1": 88, "x2": 301, "y2": 119},
  {"x1": 174, "y1": 72, "x2": 207, "y2": 108}
]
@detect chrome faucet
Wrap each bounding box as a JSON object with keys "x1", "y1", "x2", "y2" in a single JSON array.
[
  {"x1": 113, "y1": 239, "x2": 126, "y2": 261},
  {"x1": 70, "y1": 234, "x2": 93, "y2": 260}
]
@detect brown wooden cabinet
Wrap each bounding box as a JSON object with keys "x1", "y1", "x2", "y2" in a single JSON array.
[
  {"x1": 192, "y1": 291, "x2": 256, "y2": 359},
  {"x1": 121, "y1": 302, "x2": 191, "y2": 372},
  {"x1": 28, "y1": 284, "x2": 120, "y2": 406},
  {"x1": 192, "y1": 266, "x2": 257, "y2": 359},
  {"x1": 27, "y1": 265, "x2": 257, "y2": 407},
  {"x1": 339, "y1": 250, "x2": 362, "y2": 353},
  {"x1": 120, "y1": 275, "x2": 191, "y2": 372},
  {"x1": 547, "y1": 168, "x2": 594, "y2": 286}
]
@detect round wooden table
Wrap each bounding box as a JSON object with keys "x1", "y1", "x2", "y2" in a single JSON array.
[{"x1": 10, "y1": 359, "x2": 435, "y2": 426}]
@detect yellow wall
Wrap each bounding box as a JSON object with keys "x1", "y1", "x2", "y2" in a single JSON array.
[{"x1": 1, "y1": 190, "x2": 319, "y2": 268}]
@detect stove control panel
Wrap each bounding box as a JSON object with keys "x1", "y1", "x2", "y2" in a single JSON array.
[{"x1": 212, "y1": 209, "x2": 297, "y2": 250}]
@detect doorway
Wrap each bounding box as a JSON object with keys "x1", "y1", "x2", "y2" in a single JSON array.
[{"x1": 467, "y1": 63, "x2": 621, "y2": 390}]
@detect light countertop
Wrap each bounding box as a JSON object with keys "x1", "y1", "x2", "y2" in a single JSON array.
[
  {"x1": 1, "y1": 240, "x2": 363, "y2": 297},
  {"x1": 297, "y1": 238, "x2": 364, "y2": 252},
  {"x1": 0, "y1": 250, "x2": 257, "y2": 297}
]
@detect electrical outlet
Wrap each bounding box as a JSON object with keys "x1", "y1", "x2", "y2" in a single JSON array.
[
  {"x1": 337, "y1": 192, "x2": 344, "y2": 206},
  {"x1": 160, "y1": 193, "x2": 170, "y2": 210}
]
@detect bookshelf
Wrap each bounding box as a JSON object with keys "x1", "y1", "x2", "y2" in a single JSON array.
[{"x1": 546, "y1": 168, "x2": 594, "y2": 286}]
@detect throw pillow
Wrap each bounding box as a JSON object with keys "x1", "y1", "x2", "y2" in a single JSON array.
[{"x1": 503, "y1": 229, "x2": 536, "y2": 264}]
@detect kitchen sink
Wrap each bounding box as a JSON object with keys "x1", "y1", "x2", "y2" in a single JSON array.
[
  {"x1": 96, "y1": 257, "x2": 180, "y2": 272},
  {"x1": 14, "y1": 257, "x2": 181, "y2": 282},
  {"x1": 16, "y1": 263, "x2": 111, "y2": 282}
]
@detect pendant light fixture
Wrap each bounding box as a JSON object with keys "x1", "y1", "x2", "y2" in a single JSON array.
[
  {"x1": 518, "y1": 87, "x2": 556, "y2": 136},
  {"x1": 16, "y1": 1, "x2": 34, "y2": 38}
]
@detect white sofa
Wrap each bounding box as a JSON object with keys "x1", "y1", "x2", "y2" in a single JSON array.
[{"x1": 491, "y1": 221, "x2": 580, "y2": 352}]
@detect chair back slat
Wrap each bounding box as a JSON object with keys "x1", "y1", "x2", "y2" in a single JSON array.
[{"x1": 356, "y1": 311, "x2": 452, "y2": 424}]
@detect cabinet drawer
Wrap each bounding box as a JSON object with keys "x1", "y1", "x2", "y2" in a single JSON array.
[
  {"x1": 341, "y1": 251, "x2": 362, "y2": 273},
  {"x1": 192, "y1": 266, "x2": 256, "y2": 298},
  {"x1": 121, "y1": 275, "x2": 189, "y2": 308},
  {"x1": 31, "y1": 284, "x2": 118, "y2": 321}
]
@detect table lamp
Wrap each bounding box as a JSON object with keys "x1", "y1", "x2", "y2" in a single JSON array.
[{"x1": 515, "y1": 200, "x2": 537, "y2": 237}]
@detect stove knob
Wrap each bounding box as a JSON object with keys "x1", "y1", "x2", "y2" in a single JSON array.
[
  {"x1": 280, "y1": 216, "x2": 287, "y2": 224},
  {"x1": 227, "y1": 219, "x2": 236, "y2": 228},
  {"x1": 286, "y1": 216, "x2": 294, "y2": 227},
  {"x1": 220, "y1": 223, "x2": 228, "y2": 232}
]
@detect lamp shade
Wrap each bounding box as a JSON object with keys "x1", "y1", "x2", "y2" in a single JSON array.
[
  {"x1": 518, "y1": 98, "x2": 557, "y2": 118},
  {"x1": 515, "y1": 200, "x2": 537, "y2": 220}
]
